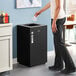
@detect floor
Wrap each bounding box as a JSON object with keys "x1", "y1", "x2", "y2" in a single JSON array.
[{"x1": 0, "y1": 44, "x2": 76, "y2": 76}]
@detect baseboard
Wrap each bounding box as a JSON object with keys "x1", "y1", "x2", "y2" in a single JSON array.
[
  {"x1": 13, "y1": 58, "x2": 17, "y2": 64},
  {"x1": 48, "y1": 50, "x2": 54, "y2": 57},
  {"x1": 13, "y1": 50, "x2": 54, "y2": 64}
]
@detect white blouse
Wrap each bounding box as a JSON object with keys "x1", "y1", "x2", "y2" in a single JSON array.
[{"x1": 50, "y1": 0, "x2": 66, "y2": 19}]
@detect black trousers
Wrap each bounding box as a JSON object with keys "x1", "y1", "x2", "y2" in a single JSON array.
[{"x1": 51, "y1": 18, "x2": 75, "y2": 69}]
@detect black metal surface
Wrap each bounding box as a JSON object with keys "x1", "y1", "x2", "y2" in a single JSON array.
[{"x1": 17, "y1": 23, "x2": 47, "y2": 67}]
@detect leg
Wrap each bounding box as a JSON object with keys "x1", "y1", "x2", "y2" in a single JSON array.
[
  {"x1": 49, "y1": 19, "x2": 63, "y2": 71},
  {"x1": 49, "y1": 31, "x2": 63, "y2": 71},
  {"x1": 56, "y1": 18, "x2": 75, "y2": 69},
  {"x1": 53, "y1": 32, "x2": 63, "y2": 68},
  {"x1": 53, "y1": 19, "x2": 64, "y2": 68},
  {"x1": 55, "y1": 18, "x2": 76, "y2": 73},
  {"x1": 49, "y1": 18, "x2": 76, "y2": 73}
]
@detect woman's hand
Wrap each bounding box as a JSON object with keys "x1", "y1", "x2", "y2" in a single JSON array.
[
  {"x1": 52, "y1": 20, "x2": 57, "y2": 33},
  {"x1": 34, "y1": 2, "x2": 50, "y2": 17},
  {"x1": 34, "y1": 10, "x2": 42, "y2": 17}
]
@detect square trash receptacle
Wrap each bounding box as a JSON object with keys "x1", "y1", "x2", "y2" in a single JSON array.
[{"x1": 17, "y1": 23, "x2": 47, "y2": 67}]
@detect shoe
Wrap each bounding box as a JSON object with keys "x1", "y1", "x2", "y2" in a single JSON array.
[
  {"x1": 49, "y1": 66, "x2": 63, "y2": 71},
  {"x1": 61, "y1": 68, "x2": 76, "y2": 74}
]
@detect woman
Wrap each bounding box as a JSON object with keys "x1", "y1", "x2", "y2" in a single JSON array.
[{"x1": 34, "y1": 0, "x2": 76, "y2": 74}]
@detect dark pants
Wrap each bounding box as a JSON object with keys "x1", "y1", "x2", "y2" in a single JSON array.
[{"x1": 51, "y1": 18, "x2": 75, "y2": 69}]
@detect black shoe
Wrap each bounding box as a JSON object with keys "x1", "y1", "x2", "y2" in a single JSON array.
[
  {"x1": 49, "y1": 66, "x2": 63, "y2": 71},
  {"x1": 61, "y1": 68, "x2": 76, "y2": 74}
]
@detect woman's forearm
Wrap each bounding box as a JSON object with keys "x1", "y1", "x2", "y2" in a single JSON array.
[{"x1": 39, "y1": 2, "x2": 51, "y2": 13}]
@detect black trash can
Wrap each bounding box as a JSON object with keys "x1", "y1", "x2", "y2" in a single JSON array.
[{"x1": 17, "y1": 23, "x2": 47, "y2": 67}]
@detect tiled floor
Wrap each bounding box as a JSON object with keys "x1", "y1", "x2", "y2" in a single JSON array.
[{"x1": 0, "y1": 44, "x2": 76, "y2": 76}]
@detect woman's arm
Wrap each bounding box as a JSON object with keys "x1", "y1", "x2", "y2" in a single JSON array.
[
  {"x1": 53, "y1": 0, "x2": 60, "y2": 21},
  {"x1": 52, "y1": 0, "x2": 60, "y2": 32},
  {"x1": 39, "y1": 2, "x2": 51, "y2": 13},
  {"x1": 34, "y1": 2, "x2": 50, "y2": 17}
]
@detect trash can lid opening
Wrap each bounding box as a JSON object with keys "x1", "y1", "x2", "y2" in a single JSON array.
[{"x1": 26, "y1": 23, "x2": 40, "y2": 26}]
